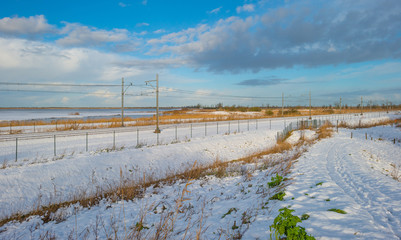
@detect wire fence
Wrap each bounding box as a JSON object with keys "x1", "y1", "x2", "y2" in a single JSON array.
[{"x1": 0, "y1": 112, "x2": 389, "y2": 164}]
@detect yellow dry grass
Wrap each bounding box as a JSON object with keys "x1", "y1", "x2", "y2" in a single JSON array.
[{"x1": 1, "y1": 107, "x2": 398, "y2": 133}]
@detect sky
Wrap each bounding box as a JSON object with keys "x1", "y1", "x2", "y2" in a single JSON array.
[{"x1": 0, "y1": 0, "x2": 400, "y2": 108}]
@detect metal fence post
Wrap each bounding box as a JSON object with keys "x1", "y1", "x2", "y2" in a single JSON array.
[
  {"x1": 15, "y1": 137, "x2": 18, "y2": 162},
  {"x1": 137, "y1": 128, "x2": 139, "y2": 146},
  {"x1": 54, "y1": 135, "x2": 56, "y2": 156},
  {"x1": 86, "y1": 132, "x2": 88, "y2": 152},
  {"x1": 270, "y1": 120, "x2": 271, "y2": 130},
  {"x1": 113, "y1": 131, "x2": 115, "y2": 149},
  {"x1": 229, "y1": 121, "x2": 231, "y2": 133},
  {"x1": 175, "y1": 125, "x2": 178, "y2": 141},
  {"x1": 157, "y1": 132, "x2": 159, "y2": 145},
  {"x1": 237, "y1": 120, "x2": 240, "y2": 132},
  {"x1": 217, "y1": 122, "x2": 219, "y2": 134}
]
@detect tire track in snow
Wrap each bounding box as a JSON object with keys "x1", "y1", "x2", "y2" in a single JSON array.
[{"x1": 325, "y1": 135, "x2": 401, "y2": 239}]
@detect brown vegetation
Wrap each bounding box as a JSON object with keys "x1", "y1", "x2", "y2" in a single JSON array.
[{"x1": 1, "y1": 108, "x2": 397, "y2": 134}]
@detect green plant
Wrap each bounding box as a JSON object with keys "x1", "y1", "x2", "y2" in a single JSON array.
[
  {"x1": 222, "y1": 208, "x2": 238, "y2": 218},
  {"x1": 315, "y1": 182, "x2": 324, "y2": 186},
  {"x1": 300, "y1": 214, "x2": 310, "y2": 220},
  {"x1": 328, "y1": 208, "x2": 347, "y2": 214},
  {"x1": 269, "y1": 191, "x2": 286, "y2": 201},
  {"x1": 270, "y1": 207, "x2": 315, "y2": 240},
  {"x1": 268, "y1": 174, "x2": 283, "y2": 188}
]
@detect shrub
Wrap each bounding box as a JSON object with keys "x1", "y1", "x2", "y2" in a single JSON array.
[
  {"x1": 270, "y1": 207, "x2": 315, "y2": 240},
  {"x1": 249, "y1": 107, "x2": 262, "y2": 112},
  {"x1": 268, "y1": 174, "x2": 283, "y2": 188},
  {"x1": 265, "y1": 110, "x2": 274, "y2": 116},
  {"x1": 327, "y1": 208, "x2": 347, "y2": 214},
  {"x1": 269, "y1": 191, "x2": 286, "y2": 201}
]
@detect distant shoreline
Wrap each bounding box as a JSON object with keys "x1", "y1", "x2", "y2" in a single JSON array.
[{"x1": 0, "y1": 107, "x2": 179, "y2": 110}]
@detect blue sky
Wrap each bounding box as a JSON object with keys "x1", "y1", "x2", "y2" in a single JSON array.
[{"x1": 0, "y1": 0, "x2": 400, "y2": 107}]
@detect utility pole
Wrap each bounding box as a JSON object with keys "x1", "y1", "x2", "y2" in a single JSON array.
[
  {"x1": 156, "y1": 74, "x2": 160, "y2": 133},
  {"x1": 360, "y1": 96, "x2": 363, "y2": 115},
  {"x1": 121, "y1": 77, "x2": 133, "y2": 127},
  {"x1": 309, "y1": 90, "x2": 312, "y2": 120},
  {"x1": 121, "y1": 77, "x2": 125, "y2": 127},
  {"x1": 339, "y1": 97, "x2": 342, "y2": 114},
  {"x1": 146, "y1": 74, "x2": 161, "y2": 133},
  {"x1": 281, "y1": 92, "x2": 284, "y2": 117}
]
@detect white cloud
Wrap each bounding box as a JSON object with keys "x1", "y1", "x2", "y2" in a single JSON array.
[
  {"x1": 153, "y1": 29, "x2": 166, "y2": 34},
  {"x1": 136, "y1": 22, "x2": 150, "y2": 27},
  {"x1": 0, "y1": 37, "x2": 143, "y2": 83},
  {"x1": 236, "y1": 4, "x2": 255, "y2": 13},
  {"x1": 208, "y1": 7, "x2": 222, "y2": 14},
  {"x1": 147, "y1": 24, "x2": 209, "y2": 46},
  {"x1": 0, "y1": 15, "x2": 53, "y2": 35},
  {"x1": 118, "y1": 2, "x2": 128, "y2": 7},
  {"x1": 57, "y1": 23, "x2": 129, "y2": 47}
]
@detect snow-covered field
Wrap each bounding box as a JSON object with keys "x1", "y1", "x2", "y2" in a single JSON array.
[{"x1": 0, "y1": 112, "x2": 400, "y2": 239}]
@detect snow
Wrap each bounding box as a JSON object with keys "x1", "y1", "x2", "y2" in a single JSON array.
[
  {"x1": 0, "y1": 112, "x2": 400, "y2": 239},
  {"x1": 284, "y1": 126, "x2": 401, "y2": 239}
]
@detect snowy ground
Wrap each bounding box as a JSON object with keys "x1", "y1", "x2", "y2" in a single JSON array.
[{"x1": 0, "y1": 113, "x2": 400, "y2": 239}]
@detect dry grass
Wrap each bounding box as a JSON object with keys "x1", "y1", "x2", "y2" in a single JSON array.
[
  {"x1": 390, "y1": 163, "x2": 400, "y2": 182},
  {"x1": 2, "y1": 108, "x2": 398, "y2": 134},
  {"x1": 338, "y1": 118, "x2": 401, "y2": 129},
  {"x1": 316, "y1": 122, "x2": 334, "y2": 139},
  {"x1": 0, "y1": 129, "x2": 315, "y2": 229}
]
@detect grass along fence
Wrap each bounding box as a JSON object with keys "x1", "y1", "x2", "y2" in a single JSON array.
[{"x1": 0, "y1": 112, "x2": 392, "y2": 166}]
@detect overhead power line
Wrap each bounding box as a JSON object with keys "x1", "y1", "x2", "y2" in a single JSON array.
[{"x1": 0, "y1": 82, "x2": 149, "y2": 88}]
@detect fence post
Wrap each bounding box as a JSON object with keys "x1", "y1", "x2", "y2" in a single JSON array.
[
  {"x1": 86, "y1": 132, "x2": 88, "y2": 152},
  {"x1": 15, "y1": 138, "x2": 18, "y2": 162},
  {"x1": 157, "y1": 133, "x2": 159, "y2": 145},
  {"x1": 205, "y1": 122, "x2": 207, "y2": 136},
  {"x1": 229, "y1": 121, "x2": 231, "y2": 133},
  {"x1": 270, "y1": 120, "x2": 271, "y2": 130},
  {"x1": 175, "y1": 125, "x2": 178, "y2": 141},
  {"x1": 54, "y1": 135, "x2": 56, "y2": 156},
  {"x1": 365, "y1": 133, "x2": 367, "y2": 140},
  {"x1": 137, "y1": 128, "x2": 139, "y2": 146},
  {"x1": 113, "y1": 131, "x2": 115, "y2": 149},
  {"x1": 217, "y1": 122, "x2": 219, "y2": 134},
  {"x1": 9, "y1": 122, "x2": 11, "y2": 134},
  {"x1": 238, "y1": 120, "x2": 240, "y2": 132},
  {"x1": 351, "y1": 132, "x2": 353, "y2": 139},
  {"x1": 190, "y1": 124, "x2": 192, "y2": 138},
  {"x1": 34, "y1": 122, "x2": 36, "y2": 133}
]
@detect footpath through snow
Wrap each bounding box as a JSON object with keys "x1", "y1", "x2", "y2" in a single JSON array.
[{"x1": 284, "y1": 125, "x2": 401, "y2": 239}]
